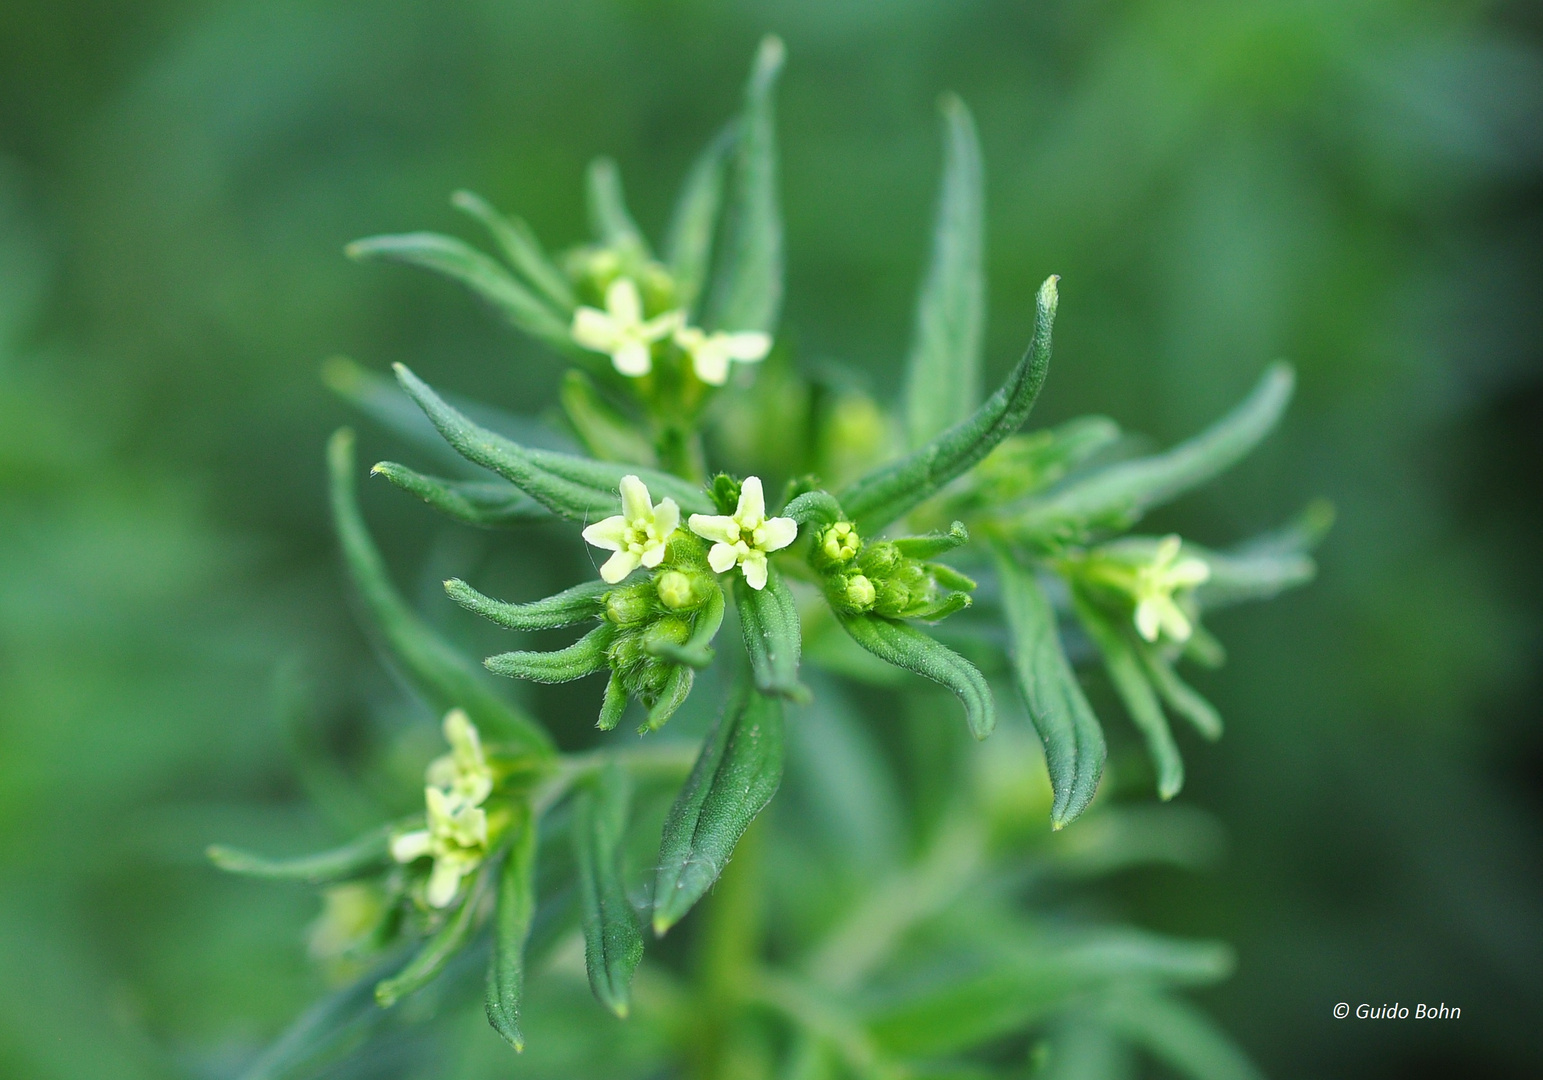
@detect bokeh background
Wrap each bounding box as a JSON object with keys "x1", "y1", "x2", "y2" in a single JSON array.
[{"x1": 2, "y1": 1, "x2": 1541, "y2": 1077}]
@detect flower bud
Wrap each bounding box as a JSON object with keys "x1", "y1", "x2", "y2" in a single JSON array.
[
  {"x1": 814, "y1": 521, "x2": 862, "y2": 569},
  {"x1": 643, "y1": 615, "x2": 692, "y2": 653},
  {"x1": 858, "y1": 541, "x2": 900, "y2": 578},
  {"x1": 656, "y1": 569, "x2": 712, "y2": 611},
  {"x1": 842, "y1": 573, "x2": 877, "y2": 612},
  {"x1": 605, "y1": 582, "x2": 655, "y2": 627}
]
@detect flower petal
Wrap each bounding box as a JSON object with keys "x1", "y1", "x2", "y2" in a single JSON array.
[
  {"x1": 736, "y1": 475, "x2": 766, "y2": 526},
  {"x1": 606, "y1": 277, "x2": 642, "y2": 324},
  {"x1": 1171, "y1": 557, "x2": 1211, "y2": 587},
  {"x1": 640, "y1": 541, "x2": 669, "y2": 568},
  {"x1": 571, "y1": 307, "x2": 619, "y2": 353},
  {"x1": 692, "y1": 344, "x2": 731, "y2": 385},
  {"x1": 391, "y1": 830, "x2": 432, "y2": 863},
  {"x1": 740, "y1": 551, "x2": 768, "y2": 590},
  {"x1": 619, "y1": 474, "x2": 651, "y2": 523},
  {"x1": 426, "y1": 858, "x2": 465, "y2": 908},
  {"x1": 612, "y1": 341, "x2": 652, "y2": 377},
  {"x1": 601, "y1": 548, "x2": 643, "y2": 584},
  {"x1": 726, "y1": 331, "x2": 772, "y2": 362},
  {"x1": 582, "y1": 515, "x2": 630, "y2": 551},
  {"x1": 640, "y1": 310, "x2": 683, "y2": 342},
  {"x1": 689, "y1": 513, "x2": 738, "y2": 545},
  {"x1": 757, "y1": 516, "x2": 798, "y2": 553},
  {"x1": 708, "y1": 542, "x2": 739, "y2": 574},
  {"x1": 1134, "y1": 600, "x2": 1162, "y2": 643},
  {"x1": 1158, "y1": 601, "x2": 1193, "y2": 643},
  {"x1": 653, "y1": 497, "x2": 680, "y2": 537}
]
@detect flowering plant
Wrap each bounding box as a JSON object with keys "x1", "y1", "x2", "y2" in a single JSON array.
[{"x1": 214, "y1": 37, "x2": 1325, "y2": 1079}]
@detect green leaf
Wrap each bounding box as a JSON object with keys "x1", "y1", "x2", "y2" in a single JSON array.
[
  {"x1": 782, "y1": 489, "x2": 845, "y2": 528},
  {"x1": 328, "y1": 430, "x2": 553, "y2": 756},
  {"x1": 235, "y1": 956, "x2": 401, "y2": 1080},
  {"x1": 904, "y1": 94, "x2": 985, "y2": 449},
  {"x1": 1010, "y1": 364, "x2": 1295, "y2": 548},
  {"x1": 643, "y1": 664, "x2": 696, "y2": 733},
  {"x1": 375, "y1": 860, "x2": 493, "y2": 1007},
  {"x1": 1194, "y1": 503, "x2": 1330, "y2": 609},
  {"x1": 346, "y1": 232, "x2": 573, "y2": 351},
  {"x1": 1074, "y1": 594, "x2": 1183, "y2": 800},
  {"x1": 371, "y1": 461, "x2": 551, "y2": 527},
  {"x1": 1139, "y1": 646, "x2": 1223, "y2": 741},
  {"x1": 995, "y1": 554, "x2": 1105, "y2": 828},
  {"x1": 573, "y1": 764, "x2": 644, "y2": 1017},
  {"x1": 586, "y1": 157, "x2": 650, "y2": 255},
  {"x1": 704, "y1": 35, "x2": 785, "y2": 334},
  {"x1": 653, "y1": 682, "x2": 785, "y2": 933},
  {"x1": 560, "y1": 369, "x2": 658, "y2": 465},
  {"x1": 1100, "y1": 992, "x2": 1264, "y2": 1080},
  {"x1": 206, "y1": 822, "x2": 396, "y2": 885},
  {"x1": 322, "y1": 356, "x2": 472, "y2": 474},
  {"x1": 841, "y1": 275, "x2": 1059, "y2": 532},
  {"x1": 451, "y1": 189, "x2": 575, "y2": 311},
  {"x1": 664, "y1": 125, "x2": 733, "y2": 315},
  {"x1": 893, "y1": 520, "x2": 969, "y2": 560},
  {"x1": 446, "y1": 577, "x2": 610, "y2": 631},
  {"x1": 733, "y1": 568, "x2": 807, "y2": 700},
  {"x1": 1037, "y1": 1021, "x2": 1136, "y2": 1080},
  {"x1": 835, "y1": 612, "x2": 995, "y2": 740},
  {"x1": 394, "y1": 363, "x2": 713, "y2": 519},
  {"x1": 646, "y1": 582, "x2": 726, "y2": 669},
  {"x1": 486, "y1": 814, "x2": 538, "y2": 1052},
  {"x1": 485, "y1": 625, "x2": 611, "y2": 683}
]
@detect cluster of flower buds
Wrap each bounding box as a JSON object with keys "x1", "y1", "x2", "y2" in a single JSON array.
[{"x1": 810, "y1": 517, "x2": 976, "y2": 621}]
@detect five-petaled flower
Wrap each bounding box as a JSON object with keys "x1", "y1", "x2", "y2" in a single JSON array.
[
  {"x1": 583, "y1": 475, "x2": 681, "y2": 584},
  {"x1": 688, "y1": 476, "x2": 798, "y2": 590},
  {"x1": 571, "y1": 277, "x2": 682, "y2": 376},
  {"x1": 390, "y1": 711, "x2": 496, "y2": 908},
  {"x1": 674, "y1": 325, "x2": 773, "y2": 385},
  {"x1": 1131, "y1": 535, "x2": 1210, "y2": 643}
]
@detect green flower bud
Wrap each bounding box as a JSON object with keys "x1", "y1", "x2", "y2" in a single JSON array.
[
  {"x1": 814, "y1": 521, "x2": 862, "y2": 569},
  {"x1": 643, "y1": 615, "x2": 692, "y2": 653},
  {"x1": 656, "y1": 569, "x2": 712, "y2": 611},
  {"x1": 605, "y1": 582, "x2": 655, "y2": 627},
  {"x1": 842, "y1": 573, "x2": 877, "y2": 612},
  {"x1": 859, "y1": 541, "x2": 901, "y2": 578},
  {"x1": 875, "y1": 578, "x2": 914, "y2": 616}
]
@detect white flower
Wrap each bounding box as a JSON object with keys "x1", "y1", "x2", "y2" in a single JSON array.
[
  {"x1": 582, "y1": 475, "x2": 681, "y2": 584},
  {"x1": 674, "y1": 325, "x2": 772, "y2": 385},
  {"x1": 1131, "y1": 535, "x2": 1211, "y2": 643},
  {"x1": 571, "y1": 277, "x2": 682, "y2": 376},
  {"x1": 424, "y1": 709, "x2": 493, "y2": 808},
  {"x1": 391, "y1": 787, "x2": 490, "y2": 908},
  {"x1": 687, "y1": 476, "x2": 798, "y2": 590}
]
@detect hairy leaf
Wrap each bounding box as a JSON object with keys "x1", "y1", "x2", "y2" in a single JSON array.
[
  {"x1": 835, "y1": 612, "x2": 995, "y2": 740},
  {"x1": 996, "y1": 554, "x2": 1106, "y2": 827},
  {"x1": 653, "y1": 683, "x2": 785, "y2": 933},
  {"x1": 451, "y1": 189, "x2": 575, "y2": 312},
  {"x1": 1195, "y1": 502, "x2": 1330, "y2": 609},
  {"x1": 841, "y1": 275, "x2": 1058, "y2": 532},
  {"x1": 586, "y1": 158, "x2": 650, "y2": 255},
  {"x1": 485, "y1": 625, "x2": 611, "y2": 683},
  {"x1": 371, "y1": 461, "x2": 550, "y2": 527},
  {"x1": 904, "y1": 94, "x2": 985, "y2": 449},
  {"x1": 346, "y1": 233, "x2": 572, "y2": 350},
  {"x1": 376, "y1": 861, "x2": 493, "y2": 1007},
  {"x1": 486, "y1": 816, "x2": 538, "y2": 1051},
  {"x1": 394, "y1": 363, "x2": 712, "y2": 518},
  {"x1": 893, "y1": 520, "x2": 969, "y2": 560},
  {"x1": 734, "y1": 568, "x2": 806, "y2": 700},
  {"x1": 328, "y1": 430, "x2": 552, "y2": 755},
  {"x1": 573, "y1": 764, "x2": 644, "y2": 1017},
  {"x1": 206, "y1": 822, "x2": 397, "y2": 885},
  {"x1": 446, "y1": 577, "x2": 610, "y2": 631},
  {"x1": 1011, "y1": 364, "x2": 1295, "y2": 548},
  {"x1": 704, "y1": 35, "x2": 784, "y2": 334},
  {"x1": 782, "y1": 489, "x2": 845, "y2": 528},
  {"x1": 643, "y1": 664, "x2": 696, "y2": 733},
  {"x1": 665, "y1": 125, "x2": 734, "y2": 315},
  {"x1": 1139, "y1": 647, "x2": 1223, "y2": 741}
]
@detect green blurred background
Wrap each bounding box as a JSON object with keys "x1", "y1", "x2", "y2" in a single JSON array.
[{"x1": 2, "y1": 1, "x2": 1540, "y2": 1077}]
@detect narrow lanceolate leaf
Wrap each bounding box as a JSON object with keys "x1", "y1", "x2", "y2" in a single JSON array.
[
  {"x1": 236, "y1": 957, "x2": 400, "y2": 1080},
  {"x1": 893, "y1": 520, "x2": 969, "y2": 560},
  {"x1": 1139, "y1": 647, "x2": 1222, "y2": 741},
  {"x1": 1011, "y1": 364, "x2": 1295, "y2": 548},
  {"x1": 904, "y1": 94, "x2": 985, "y2": 449},
  {"x1": 653, "y1": 683, "x2": 785, "y2": 933},
  {"x1": 995, "y1": 554, "x2": 1105, "y2": 827},
  {"x1": 782, "y1": 489, "x2": 845, "y2": 528},
  {"x1": 1074, "y1": 595, "x2": 1183, "y2": 800},
  {"x1": 446, "y1": 577, "x2": 610, "y2": 632},
  {"x1": 1101, "y1": 992, "x2": 1265, "y2": 1080},
  {"x1": 486, "y1": 815, "x2": 538, "y2": 1051},
  {"x1": 841, "y1": 275, "x2": 1059, "y2": 532},
  {"x1": 323, "y1": 356, "x2": 472, "y2": 474},
  {"x1": 328, "y1": 430, "x2": 553, "y2": 756},
  {"x1": 647, "y1": 583, "x2": 726, "y2": 669},
  {"x1": 560, "y1": 370, "x2": 658, "y2": 465},
  {"x1": 485, "y1": 625, "x2": 611, "y2": 683},
  {"x1": 376, "y1": 860, "x2": 493, "y2": 1007},
  {"x1": 394, "y1": 363, "x2": 713, "y2": 519},
  {"x1": 207, "y1": 822, "x2": 396, "y2": 884},
  {"x1": 734, "y1": 569, "x2": 806, "y2": 700},
  {"x1": 372, "y1": 461, "x2": 551, "y2": 527},
  {"x1": 574, "y1": 764, "x2": 644, "y2": 1017},
  {"x1": 664, "y1": 125, "x2": 734, "y2": 315},
  {"x1": 704, "y1": 35, "x2": 785, "y2": 334},
  {"x1": 451, "y1": 189, "x2": 575, "y2": 311},
  {"x1": 1194, "y1": 502, "x2": 1332, "y2": 609},
  {"x1": 346, "y1": 233, "x2": 572, "y2": 351},
  {"x1": 586, "y1": 158, "x2": 650, "y2": 255},
  {"x1": 835, "y1": 612, "x2": 995, "y2": 740},
  {"x1": 644, "y1": 665, "x2": 696, "y2": 733}
]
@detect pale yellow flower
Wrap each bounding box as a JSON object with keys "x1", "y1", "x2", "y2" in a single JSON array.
[
  {"x1": 687, "y1": 476, "x2": 797, "y2": 590},
  {"x1": 1131, "y1": 535, "x2": 1211, "y2": 643},
  {"x1": 673, "y1": 325, "x2": 772, "y2": 385},
  {"x1": 582, "y1": 475, "x2": 681, "y2": 584},
  {"x1": 571, "y1": 277, "x2": 682, "y2": 376}
]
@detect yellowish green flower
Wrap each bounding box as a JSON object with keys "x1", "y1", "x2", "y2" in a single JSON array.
[
  {"x1": 582, "y1": 475, "x2": 682, "y2": 584},
  {"x1": 687, "y1": 476, "x2": 797, "y2": 590},
  {"x1": 391, "y1": 786, "x2": 490, "y2": 908},
  {"x1": 570, "y1": 277, "x2": 682, "y2": 376},
  {"x1": 424, "y1": 708, "x2": 493, "y2": 808},
  {"x1": 1130, "y1": 535, "x2": 1211, "y2": 643},
  {"x1": 673, "y1": 325, "x2": 772, "y2": 385}
]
